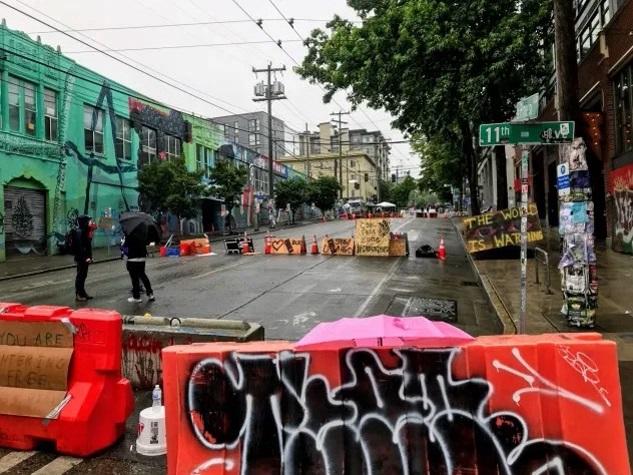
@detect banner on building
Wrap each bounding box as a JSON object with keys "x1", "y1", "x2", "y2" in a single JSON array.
[
  {"x1": 608, "y1": 164, "x2": 633, "y2": 254},
  {"x1": 462, "y1": 204, "x2": 543, "y2": 253}
]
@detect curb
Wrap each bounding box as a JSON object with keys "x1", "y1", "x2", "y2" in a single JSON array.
[
  {"x1": 449, "y1": 218, "x2": 517, "y2": 335},
  {"x1": 0, "y1": 219, "x2": 325, "y2": 282}
]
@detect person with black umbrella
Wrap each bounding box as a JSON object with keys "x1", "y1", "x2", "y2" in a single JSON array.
[{"x1": 120, "y1": 212, "x2": 158, "y2": 303}]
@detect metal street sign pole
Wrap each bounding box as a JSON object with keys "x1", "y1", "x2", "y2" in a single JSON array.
[{"x1": 519, "y1": 145, "x2": 529, "y2": 334}]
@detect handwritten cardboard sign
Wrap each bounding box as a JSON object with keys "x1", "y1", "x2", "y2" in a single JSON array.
[
  {"x1": 0, "y1": 321, "x2": 73, "y2": 418},
  {"x1": 321, "y1": 238, "x2": 355, "y2": 256},
  {"x1": 462, "y1": 203, "x2": 543, "y2": 253},
  {"x1": 389, "y1": 234, "x2": 408, "y2": 257},
  {"x1": 355, "y1": 219, "x2": 391, "y2": 256}
]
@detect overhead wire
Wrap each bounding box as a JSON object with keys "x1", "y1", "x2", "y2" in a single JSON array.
[{"x1": 64, "y1": 39, "x2": 305, "y2": 54}]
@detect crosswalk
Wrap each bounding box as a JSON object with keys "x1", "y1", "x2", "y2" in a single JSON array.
[{"x1": 0, "y1": 450, "x2": 82, "y2": 475}]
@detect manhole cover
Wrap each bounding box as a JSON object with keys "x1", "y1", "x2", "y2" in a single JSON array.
[{"x1": 400, "y1": 297, "x2": 458, "y2": 322}]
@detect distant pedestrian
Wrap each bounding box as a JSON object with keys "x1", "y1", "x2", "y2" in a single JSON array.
[
  {"x1": 125, "y1": 230, "x2": 154, "y2": 304},
  {"x1": 224, "y1": 211, "x2": 233, "y2": 235},
  {"x1": 74, "y1": 215, "x2": 96, "y2": 302},
  {"x1": 268, "y1": 208, "x2": 276, "y2": 229}
]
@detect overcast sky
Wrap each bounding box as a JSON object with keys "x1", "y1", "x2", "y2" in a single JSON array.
[{"x1": 2, "y1": 0, "x2": 419, "y2": 176}]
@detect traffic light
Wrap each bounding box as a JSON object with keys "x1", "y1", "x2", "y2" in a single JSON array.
[{"x1": 391, "y1": 174, "x2": 396, "y2": 183}]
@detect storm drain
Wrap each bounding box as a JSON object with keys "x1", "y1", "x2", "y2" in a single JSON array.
[{"x1": 390, "y1": 296, "x2": 458, "y2": 322}]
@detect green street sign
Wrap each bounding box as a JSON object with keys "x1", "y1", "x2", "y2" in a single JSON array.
[
  {"x1": 479, "y1": 121, "x2": 575, "y2": 146},
  {"x1": 514, "y1": 93, "x2": 540, "y2": 122}
]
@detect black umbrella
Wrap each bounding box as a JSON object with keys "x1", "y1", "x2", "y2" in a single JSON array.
[{"x1": 120, "y1": 212, "x2": 160, "y2": 244}]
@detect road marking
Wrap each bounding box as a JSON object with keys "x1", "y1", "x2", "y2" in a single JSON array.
[
  {"x1": 292, "y1": 311, "x2": 316, "y2": 326},
  {"x1": 0, "y1": 451, "x2": 37, "y2": 473},
  {"x1": 31, "y1": 456, "x2": 82, "y2": 475},
  {"x1": 191, "y1": 262, "x2": 246, "y2": 280},
  {"x1": 354, "y1": 257, "x2": 402, "y2": 317}
]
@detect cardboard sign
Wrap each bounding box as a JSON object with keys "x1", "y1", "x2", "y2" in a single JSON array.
[
  {"x1": 355, "y1": 219, "x2": 391, "y2": 256},
  {"x1": 0, "y1": 321, "x2": 72, "y2": 418},
  {"x1": 321, "y1": 238, "x2": 355, "y2": 256},
  {"x1": 270, "y1": 237, "x2": 305, "y2": 255},
  {"x1": 462, "y1": 204, "x2": 543, "y2": 253}
]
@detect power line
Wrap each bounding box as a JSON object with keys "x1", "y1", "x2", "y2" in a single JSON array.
[
  {"x1": 2, "y1": 2, "x2": 302, "y2": 160},
  {"x1": 29, "y1": 18, "x2": 354, "y2": 34},
  {"x1": 64, "y1": 39, "x2": 304, "y2": 54}
]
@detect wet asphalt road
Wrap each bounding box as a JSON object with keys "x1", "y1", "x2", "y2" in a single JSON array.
[{"x1": 0, "y1": 217, "x2": 499, "y2": 474}]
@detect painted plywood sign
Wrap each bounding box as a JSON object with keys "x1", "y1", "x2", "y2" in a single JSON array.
[
  {"x1": 608, "y1": 164, "x2": 633, "y2": 254},
  {"x1": 321, "y1": 237, "x2": 354, "y2": 256},
  {"x1": 270, "y1": 237, "x2": 306, "y2": 255},
  {"x1": 462, "y1": 204, "x2": 543, "y2": 253},
  {"x1": 355, "y1": 219, "x2": 391, "y2": 256}
]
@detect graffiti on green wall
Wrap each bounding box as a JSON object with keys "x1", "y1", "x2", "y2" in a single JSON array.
[{"x1": 64, "y1": 82, "x2": 135, "y2": 215}]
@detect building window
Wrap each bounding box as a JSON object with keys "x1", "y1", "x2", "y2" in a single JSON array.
[
  {"x1": 234, "y1": 121, "x2": 240, "y2": 142},
  {"x1": 577, "y1": 4, "x2": 611, "y2": 61},
  {"x1": 8, "y1": 80, "x2": 20, "y2": 132},
  {"x1": 140, "y1": 126, "x2": 157, "y2": 165},
  {"x1": 615, "y1": 65, "x2": 633, "y2": 154},
  {"x1": 224, "y1": 124, "x2": 231, "y2": 140},
  {"x1": 44, "y1": 89, "x2": 58, "y2": 141},
  {"x1": 165, "y1": 135, "x2": 182, "y2": 160},
  {"x1": 8, "y1": 77, "x2": 37, "y2": 136},
  {"x1": 249, "y1": 118, "x2": 260, "y2": 131},
  {"x1": 602, "y1": 0, "x2": 611, "y2": 24},
  {"x1": 248, "y1": 133, "x2": 260, "y2": 146},
  {"x1": 84, "y1": 105, "x2": 104, "y2": 154},
  {"x1": 115, "y1": 117, "x2": 132, "y2": 160}
]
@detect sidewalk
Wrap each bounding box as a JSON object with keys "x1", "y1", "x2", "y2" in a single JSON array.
[
  {"x1": 0, "y1": 219, "x2": 322, "y2": 281},
  {"x1": 453, "y1": 219, "x2": 633, "y2": 461}
]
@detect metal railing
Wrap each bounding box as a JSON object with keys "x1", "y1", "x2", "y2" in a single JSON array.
[{"x1": 533, "y1": 246, "x2": 552, "y2": 294}]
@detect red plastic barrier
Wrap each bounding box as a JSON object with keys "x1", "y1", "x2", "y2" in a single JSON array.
[
  {"x1": 163, "y1": 334, "x2": 630, "y2": 475},
  {"x1": 0, "y1": 303, "x2": 134, "y2": 456}
]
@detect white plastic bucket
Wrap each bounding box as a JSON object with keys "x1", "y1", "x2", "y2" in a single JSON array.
[{"x1": 136, "y1": 406, "x2": 166, "y2": 456}]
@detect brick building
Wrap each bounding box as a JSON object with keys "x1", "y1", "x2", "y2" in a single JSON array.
[{"x1": 537, "y1": 0, "x2": 633, "y2": 253}]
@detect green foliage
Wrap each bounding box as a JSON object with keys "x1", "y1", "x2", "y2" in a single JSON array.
[
  {"x1": 378, "y1": 179, "x2": 393, "y2": 202},
  {"x1": 413, "y1": 134, "x2": 462, "y2": 194},
  {"x1": 208, "y1": 159, "x2": 248, "y2": 212},
  {"x1": 138, "y1": 158, "x2": 204, "y2": 219},
  {"x1": 275, "y1": 177, "x2": 309, "y2": 214},
  {"x1": 297, "y1": 0, "x2": 551, "y2": 214},
  {"x1": 416, "y1": 191, "x2": 440, "y2": 209},
  {"x1": 391, "y1": 176, "x2": 418, "y2": 208},
  {"x1": 307, "y1": 176, "x2": 342, "y2": 212}
]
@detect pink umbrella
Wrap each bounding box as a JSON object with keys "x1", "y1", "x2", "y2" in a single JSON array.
[{"x1": 294, "y1": 315, "x2": 474, "y2": 350}]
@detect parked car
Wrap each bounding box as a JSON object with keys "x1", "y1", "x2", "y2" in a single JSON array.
[{"x1": 425, "y1": 207, "x2": 438, "y2": 218}]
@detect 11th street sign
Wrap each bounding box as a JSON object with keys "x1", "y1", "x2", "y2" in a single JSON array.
[{"x1": 479, "y1": 121, "x2": 575, "y2": 146}]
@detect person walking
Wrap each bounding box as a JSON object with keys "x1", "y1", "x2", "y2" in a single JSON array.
[
  {"x1": 125, "y1": 229, "x2": 154, "y2": 304},
  {"x1": 74, "y1": 215, "x2": 96, "y2": 301}
]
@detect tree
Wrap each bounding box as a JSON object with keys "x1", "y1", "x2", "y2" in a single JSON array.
[
  {"x1": 138, "y1": 158, "x2": 204, "y2": 224},
  {"x1": 412, "y1": 134, "x2": 462, "y2": 196},
  {"x1": 391, "y1": 176, "x2": 417, "y2": 208},
  {"x1": 297, "y1": 0, "x2": 551, "y2": 215},
  {"x1": 275, "y1": 177, "x2": 308, "y2": 223},
  {"x1": 208, "y1": 159, "x2": 248, "y2": 218},
  {"x1": 307, "y1": 176, "x2": 341, "y2": 213},
  {"x1": 378, "y1": 179, "x2": 393, "y2": 203}
]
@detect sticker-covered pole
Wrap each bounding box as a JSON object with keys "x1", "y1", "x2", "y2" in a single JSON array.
[{"x1": 519, "y1": 145, "x2": 529, "y2": 334}]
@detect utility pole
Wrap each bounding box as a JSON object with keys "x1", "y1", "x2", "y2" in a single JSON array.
[
  {"x1": 330, "y1": 111, "x2": 350, "y2": 198},
  {"x1": 304, "y1": 123, "x2": 311, "y2": 180},
  {"x1": 553, "y1": 0, "x2": 579, "y2": 124},
  {"x1": 253, "y1": 63, "x2": 286, "y2": 204}
]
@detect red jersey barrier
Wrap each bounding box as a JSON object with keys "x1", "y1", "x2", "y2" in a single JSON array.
[
  {"x1": 0, "y1": 303, "x2": 134, "y2": 456},
  {"x1": 163, "y1": 334, "x2": 630, "y2": 475}
]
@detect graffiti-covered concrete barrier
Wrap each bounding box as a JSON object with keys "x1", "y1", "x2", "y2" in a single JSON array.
[
  {"x1": 163, "y1": 334, "x2": 630, "y2": 475},
  {"x1": 122, "y1": 316, "x2": 264, "y2": 390}
]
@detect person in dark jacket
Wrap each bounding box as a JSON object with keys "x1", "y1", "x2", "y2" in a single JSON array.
[
  {"x1": 74, "y1": 215, "x2": 96, "y2": 301},
  {"x1": 125, "y1": 229, "x2": 154, "y2": 303}
]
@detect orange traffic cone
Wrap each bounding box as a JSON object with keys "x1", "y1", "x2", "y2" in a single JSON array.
[
  {"x1": 242, "y1": 233, "x2": 250, "y2": 254},
  {"x1": 437, "y1": 236, "x2": 446, "y2": 261},
  {"x1": 264, "y1": 234, "x2": 272, "y2": 255},
  {"x1": 311, "y1": 235, "x2": 319, "y2": 255}
]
